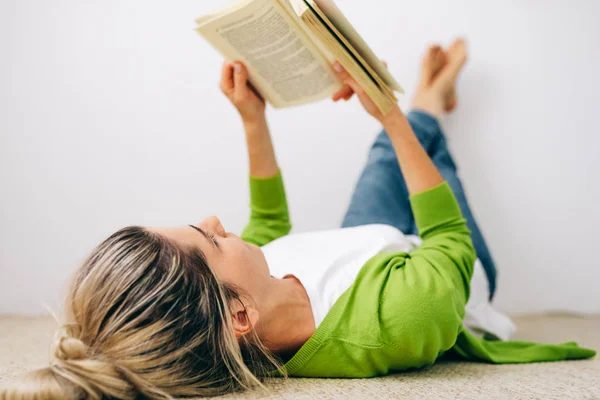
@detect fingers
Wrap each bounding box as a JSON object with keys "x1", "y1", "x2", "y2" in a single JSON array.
[
  {"x1": 219, "y1": 60, "x2": 250, "y2": 101},
  {"x1": 332, "y1": 61, "x2": 364, "y2": 95},
  {"x1": 220, "y1": 62, "x2": 234, "y2": 94},
  {"x1": 332, "y1": 84, "x2": 354, "y2": 101},
  {"x1": 247, "y1": 81, "x2": 265, "y2": 103},
  {"x1": 332, "y1": 60, "x2": 387, "y2": 101},
  {"x1": 232, "y1": 62, "x2": 250, "y2": 103}
]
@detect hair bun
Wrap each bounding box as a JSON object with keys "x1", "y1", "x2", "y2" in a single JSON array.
[{"x1": 55, "y1": 336, "x2": 88, "y2": 361}]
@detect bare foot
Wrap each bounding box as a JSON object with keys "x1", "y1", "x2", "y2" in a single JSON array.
[
  {"x1": 411, "y1": 39, "x2": 468, "y2": 118},
  {"x1": 441, "y1": 39, "x2": 468, "y2": 112}
]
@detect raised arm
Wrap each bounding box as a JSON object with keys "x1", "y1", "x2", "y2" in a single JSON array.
[
  {"x1": 219, "y1": 61, "x2": 291, "y2": 246},
  {"x1": 332, "y1": 61, "x2": 475, "y2": 298},
  {"x1": 332, "y1": 62, "x2": 443, "y2": 195}
]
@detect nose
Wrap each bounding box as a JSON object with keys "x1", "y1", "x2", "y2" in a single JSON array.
[{"x1": 199, "y1": 216, "x2": 226, "y2": 237}]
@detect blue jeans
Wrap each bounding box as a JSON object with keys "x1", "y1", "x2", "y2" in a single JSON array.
[{"x1": 341, "y1": 110, "x2": 497, "y2": 298}]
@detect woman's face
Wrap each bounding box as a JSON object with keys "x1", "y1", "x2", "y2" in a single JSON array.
[{"x1": 150, "y1": 216, "x2": 271, "y2": 305}]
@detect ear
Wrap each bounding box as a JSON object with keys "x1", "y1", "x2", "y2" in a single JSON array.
[{"x1": 231, "y1": 303, "x2": 259, "y2": 340}]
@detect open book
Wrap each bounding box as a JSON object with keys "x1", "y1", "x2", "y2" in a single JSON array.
[{"x1": 195, "y1": 0, "x2": 403, "y2": 115}]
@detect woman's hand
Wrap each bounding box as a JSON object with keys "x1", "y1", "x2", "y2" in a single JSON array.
[
  {"x1": 220, "y1": 61, "x2": 266, "y2": 124},
  {"x1": 331, "y1": 61, "x2": 402, "y2": 125},
  {"x1": 332, "y1": 61, "x2": 444, "y2": 194},
  {"x1": 219, "y1": 61, "x2": 278, "y2": 177}
]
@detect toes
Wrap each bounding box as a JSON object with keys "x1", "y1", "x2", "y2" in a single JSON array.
[
  {"x1": 432, "y1": 49, "x2": 447, "y2": 78},
  {"x1": 417, "y1": 40, "x2": 465, "y2": 115},
  {"x1": 447, "y1": 38, "x2": 468, "y2": 65},
  {"x1": 448, "y1": 38, "x2": 466, "y2": 52},
  {"x1": 424, "y1": 45, "x2": 442, "y2": 69},
  {"x1": 433, "y1": 39, "x2": 468, "y2": 91},
  {"x1": 420, "y1": 44, "x2": 442, "y2": 86}
]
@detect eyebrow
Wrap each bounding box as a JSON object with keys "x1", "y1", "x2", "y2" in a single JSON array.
[{"x1": 188, "y1": 225, "x2": 221, "y2": 251}]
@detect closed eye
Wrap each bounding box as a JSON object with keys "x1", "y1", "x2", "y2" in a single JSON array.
[
  {"x1": 208, "y1": 233, "x2": 219, "y2": 247},
  {"x1": 188, "y1": 225, "x2": 221, "y2": 251}
]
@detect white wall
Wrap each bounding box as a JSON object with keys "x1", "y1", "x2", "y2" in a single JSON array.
[{"x1": 1, "y1": 0, "x2": 599, "y2": 316}]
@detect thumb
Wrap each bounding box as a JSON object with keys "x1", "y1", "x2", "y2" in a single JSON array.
[{"x1": 233, "y1": 62, "x2": 249, "y2": 103}]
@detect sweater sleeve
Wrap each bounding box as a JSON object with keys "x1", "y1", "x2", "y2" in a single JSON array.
[
  {"x1": 240, "y1": 172, "x2": 292, "y2": 246},
  {"x1": 377, "y1": 183, "x2": 596, "y2": 370},
  {"x1": 378, "y1": 182, "x2": 477, "y2": 369},
  {"x1": 409, "y1": 181, "x2": 476, "y2": 306},
  {"x1": 275, "y1": 183, "x2": 594, "y2": 379}
]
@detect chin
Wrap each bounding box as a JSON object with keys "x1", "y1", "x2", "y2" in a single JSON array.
[{"x1": 254, "y1": 247, "x2": 271, "y2": 277}]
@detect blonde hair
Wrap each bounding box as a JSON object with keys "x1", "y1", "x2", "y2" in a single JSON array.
[{"x1": 0, "y1": 226, "x2": 286, "y2": 399}]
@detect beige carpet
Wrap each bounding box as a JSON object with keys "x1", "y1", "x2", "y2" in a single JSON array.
[{"x1": 1, "y1": 314, "x2": 598, "y2": 399}]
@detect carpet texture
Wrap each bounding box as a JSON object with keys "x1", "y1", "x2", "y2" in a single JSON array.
[{"x1": 1, "y1": 314, "x2": 598, "y2": 399}]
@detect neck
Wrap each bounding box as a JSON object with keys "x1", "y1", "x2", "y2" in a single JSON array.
[{"x1": 255, "y1": 275, "x2": 316, "y2": 360}]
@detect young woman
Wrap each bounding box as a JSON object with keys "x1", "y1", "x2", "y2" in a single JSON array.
[{"x1": 2, "y1": 39, "x2": 594, "y2": 400}]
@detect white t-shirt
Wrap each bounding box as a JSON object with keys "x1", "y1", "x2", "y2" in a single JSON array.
[{"x1": 262, "y1": 224, "x2": 516, "y2": 341}]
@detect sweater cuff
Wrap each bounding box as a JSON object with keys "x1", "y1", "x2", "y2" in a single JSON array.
[
  {"x1": 409, "y1": 182, "x2": 462, "y2": 233},
  {"x1": 249, "y1": 172, "x2": 288, "y2": 210}
]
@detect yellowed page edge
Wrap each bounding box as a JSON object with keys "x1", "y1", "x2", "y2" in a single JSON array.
[
  {"x1": 303, "y1": 0, "x2": 398, "y2": 102},
  {"x1": 195, "y1": 0, "x2": 256, "y2": 26},
  {"x1": 313, "y1": 0, "x2": 404, "y2": 93},
  {"x1": 301, "y1": 11, "x2": 393, "y2": 115}
]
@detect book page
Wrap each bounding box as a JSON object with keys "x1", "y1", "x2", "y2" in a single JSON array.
[
  {"x1": 196, "y1": 0, "x2": 342, "y2": 108},
  {"x1": 311, "y1": 0, "x2": 404, "y2": 93},
  {"x1": 280, "y1": 0, "x2": 336, "y2": 64},
  {"x1": 195, "y1": 0, "x2": 255, "y2": 25},
  {"x1": 297, "y1": 2, "x2": 395, "y2": 115}
]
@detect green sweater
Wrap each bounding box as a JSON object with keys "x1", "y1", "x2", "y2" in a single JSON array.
[{"x1": 241, "y1": 173, "x2": 596, "y2": 378}]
